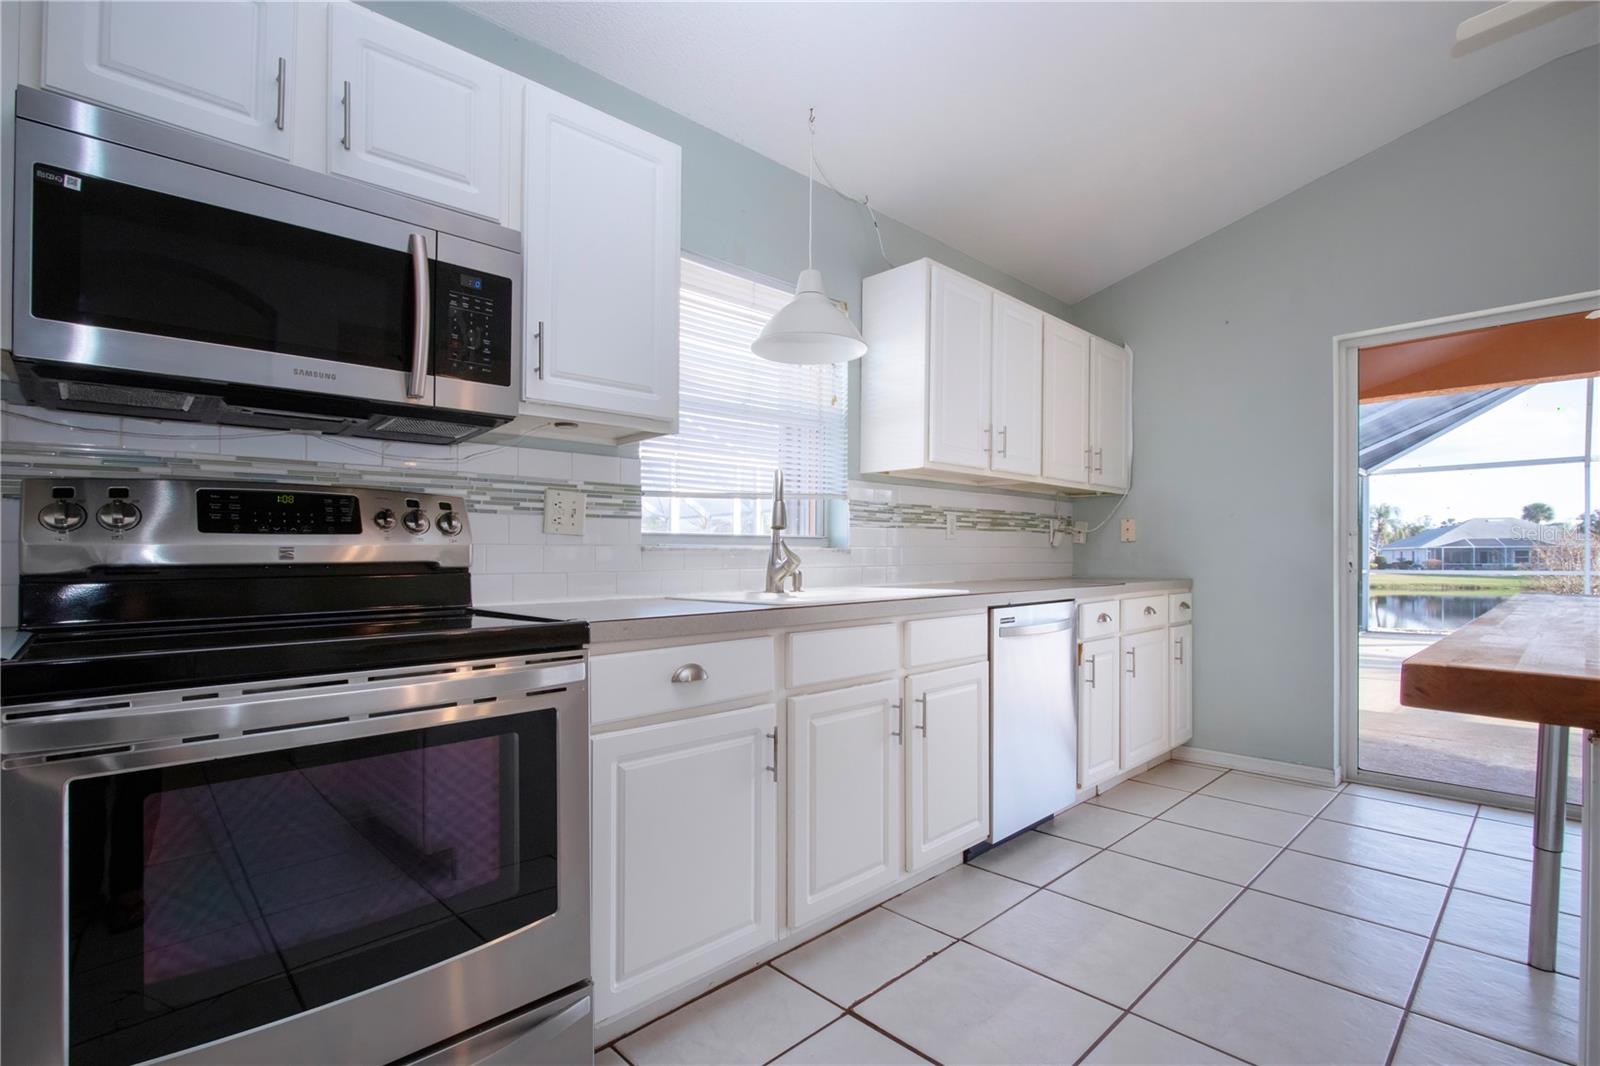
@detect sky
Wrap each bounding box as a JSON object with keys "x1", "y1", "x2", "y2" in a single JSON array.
[{"x1": 1367, "y1": 377, "x2": 1597, "y2": 529}]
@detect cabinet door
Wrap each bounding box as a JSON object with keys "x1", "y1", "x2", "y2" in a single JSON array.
[
  {"x1": 1042, "y1": 317, "x2": 1092, "y2": 485},
  {"x1": 522, "y1": 82, "x2": 681, "y2": 423},
  {"x1": 1089, "y1": 336, "x2": 1131, "y2": 491},
  {"x1": 926, "y1": 265, "x2": 993, "y2": 472},
  {"x1": 1170, "y1": 624, "x2": 1194, "y2": 746},
  {"x1": 990, "y1": 293, "x2": 1043, "y2": 477},
  {"x1": 591, "y1": 704, "x2": 778, "y2": 1021},
  {"x1": 906, "y1": 662, "x2": 989, "y2": 871},
  {"x1": 42, "y1": 1, "x2": 295, "y2": 158},
  {"x1": 1079, "y1": 637, "x2": 1121, "y2": 789},
  {"x1": 788, "y1": 680, "x2": 902, "y2": 928},
  {"x1": 327, "y1": 4, "x2": 504, "y2": 219},
  {"x1": 1119, "y1": 628, "x2": 1169, "y2": 767}
]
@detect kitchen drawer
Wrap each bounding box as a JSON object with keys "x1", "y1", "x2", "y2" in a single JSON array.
[
  {"x1": 1169, "y1": 592, "x2": 1194, "y2": 624},
  {"x1": 905, "y1": 613, "x2": 987, "y2": 668},
  {"x1": 1079, "y1": 600, "x2": 1120, "y2": 639},
  {"x1": 789, "y1": 623, "x2": 900, "y2": 688},
  {"x1": 1121, "y1": 594, "x2": 1169, "y2": 631},
  {"x1": 591, "y1": 637, "x2": 776, "y2": 726}
]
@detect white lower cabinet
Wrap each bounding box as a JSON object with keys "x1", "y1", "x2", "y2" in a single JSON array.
[
  {"x1": 1078, "y1": 636, "x2": 1121, "y2": 789},
  {"x1": 1119, "y1": 627, "x2": 1170, "y2": 767},
  {"x1": 787, "y1": 680, "x2": 903, "y2": 927},
  {"x1": 906, "y1": 662, "x2": 990, "y2": 872},
  {"x1": 591, "y1": 703, "x2": 778, "y2": 1021},
  {"x1": 1170, "y1": 623, "x2": 1194, "y2": 746}
]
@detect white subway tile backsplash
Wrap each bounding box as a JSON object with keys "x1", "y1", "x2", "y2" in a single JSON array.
[
  {"x1": 504, "y1": 515, "x2": 546, "y2": 544},
  {"x1": 567, "y1": 572, "x2": 618, "y2": 598},
  {"x1": 467, "y1": 513, "x2": 509, "y2": 544},
  {"x1": 485, "y1": 545, "x2": 541, "y2": 575},
  {"x1": 544, "y1": 545, "x2": 593, "y2": 572},
  {"x1": 571, "y1": 453, "x2": 621, "y2": 485},
  {"x1": 517, "y1": 448, "x2": 573, "y2": 481},
  {"x1": 657, "y1": 571, "x2": 704, "y2": 594},
  {"x1": 513, "y1": 573, "x2": 568, "y2": 602},
  {"x1": 616, "y1": 572, "x2": 665, "y2": 597},
  {"x1": 120, "y1": 419, "x2": 220, "y2": 455}
]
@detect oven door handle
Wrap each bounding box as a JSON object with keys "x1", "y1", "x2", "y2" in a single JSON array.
[
  {"x1": 408, "y1": 232, "x2": 431, "y2": 399},
  {"x1": 2, "y1": 657, "x2": 586, "y2": 761}
]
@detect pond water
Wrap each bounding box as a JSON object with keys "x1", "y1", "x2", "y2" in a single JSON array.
[{"x1": 1367, "y1": 594, "x2": 1510, "y2": 633}]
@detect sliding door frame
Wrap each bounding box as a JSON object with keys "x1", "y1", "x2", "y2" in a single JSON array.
[{"x1": 1332, "y1": 290, "x2": 1600, "y2": 804}]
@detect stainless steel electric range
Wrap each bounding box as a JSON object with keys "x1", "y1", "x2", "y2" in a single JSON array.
[{"x1": 1, "y1": 478, "x2": 592, "y2": 1066}]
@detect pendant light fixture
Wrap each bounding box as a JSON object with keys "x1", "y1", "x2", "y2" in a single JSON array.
[{"x1": 752, "y1": 109, "x2": 869, "y2": 365}]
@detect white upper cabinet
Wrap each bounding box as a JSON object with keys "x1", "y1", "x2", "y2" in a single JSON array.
[
  {"x1": 861, "y1": 258, "x2": 1130, "y2": 494},
  {"x1": 1042, "y1": 316, "x2": 1092, "y2": 485},
  {"x1": 42, "y1": 1, "x2": 296, "y2": 158},
  {"x1": 926, "y1": 264, "x2": 994, "y2": 472},
  {"x1": 787, "y1": 680, "x2": 903, "y2": 928},
  {"x1": 521, "y1": 82, "x2": 681, "y2": 430},
  {"x1": 990, "y1": 293, "x2": 1043, "y2": 478},
  {"x1": 326, "y1": 4, "x2": 504, "y2": 219},
  {"x1": 905, "y1": 662, "x2": 989, "y2": 872},
  {"x1": 1090, "y1": 336, "x2": 1131, "y2": 491}
]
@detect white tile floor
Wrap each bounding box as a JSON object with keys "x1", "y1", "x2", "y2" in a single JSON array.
[{"x1": 605, "y1": 766, "x2": 1583, "y2": 1065}]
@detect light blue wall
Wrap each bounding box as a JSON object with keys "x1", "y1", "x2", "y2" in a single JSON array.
[
  {"x1": 363, "y1": 2, "x2": 1074, "y2": 492},
  {"x1": 1067, "y1": 47, "x2": 1600, "y2": 771}
]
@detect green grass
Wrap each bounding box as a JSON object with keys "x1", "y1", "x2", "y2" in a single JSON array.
[{"x1": 1367, "y1": 573, "x2": 1536, "y2": 594}]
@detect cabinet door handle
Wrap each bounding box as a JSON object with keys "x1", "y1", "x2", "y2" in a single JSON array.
[
  {"x1": 999, "y1": 425, "x2": 1008, "y2": 457},
  {"x1": 1085, "y1": 658, "x2": 1097, "y2": 688},
  {"x1": 983, "y1": 426, "x2": 992, "y2": 454},
  {"x1": 765, "y1": 729, "x2": 778, "y2": 780},
  {"x1": 915, "y1": 693, "x2": 929, "y2": 735},
  {"x1": 1144, "y1": 605, "x2": 1157, "y2": 616},
  {"x1": 1126, "y1": 649, "x2": 1136, "y2": 676},
  {"x1": 1085, "y1": 446, "x2": 1093, "y2": 472},
  {"x1": 670, "y1": 663, "x2": 708, "y2": 683},
  {"x1": 340, "y1": 79, "x2": 352, "y2": 150},
  {"x1": 274, "y1": 56, "x2": 286, "y2": 131},
  {"x1": 533, "y1": 321, "x2": 546, "y2": 380},
  {"x1": 1175, "y1": 637, "x2": 1184, "y2": 664},
  {"x1": 890, "y1": 700, "x2": 903, "y2": 744},
  {"x1": 1094, "y1": 448, "x2": 1104, "y2": 474}
]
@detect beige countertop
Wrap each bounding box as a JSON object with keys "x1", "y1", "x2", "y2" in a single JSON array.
[{"x1": 482, "y1": 576, "x2": 1192, "y2": 645}]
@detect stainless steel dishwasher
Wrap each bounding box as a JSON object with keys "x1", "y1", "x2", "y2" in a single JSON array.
[{"x1": 988, "y1": 601, "x2": 1078, "y2": 844}]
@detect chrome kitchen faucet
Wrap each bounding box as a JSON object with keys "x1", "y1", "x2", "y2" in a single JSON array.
[{"x1": 765, "y1": 469, "x2": 803, "y2": 593}]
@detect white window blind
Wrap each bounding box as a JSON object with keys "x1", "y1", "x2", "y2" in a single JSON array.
[{"x1": 641, "y1": 258, "x2": 849, "y2": 500}]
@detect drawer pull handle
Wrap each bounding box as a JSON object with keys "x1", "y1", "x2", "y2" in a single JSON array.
[
  {"x1": 1178, "y1": 601, "x2": 1191, "y2": 610},
  {"x1": 1144, "y1": 606, "x2": 1157, "y2": 616},
  {"x1": 670, "y1": 663, "x2": 709, "y2": 684},
  {"x1": 1096, "y1": 612, "x2": 1112, "y2": 624},
  {"x1": 765, "y1": 729, "x2": 778, "y2": 780}
]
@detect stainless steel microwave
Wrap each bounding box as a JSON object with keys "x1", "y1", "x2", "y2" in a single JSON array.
[{"x1": 10, "y1": 88, "x2": 521, "y2": 444}]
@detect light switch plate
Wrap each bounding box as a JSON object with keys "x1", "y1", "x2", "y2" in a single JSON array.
[
  {"x1": 1120, "y1": 518, "x2": 1137, "y2": 542},
  {"x1": 544, "y1": 488, "x2": 586, "y2": 535}
]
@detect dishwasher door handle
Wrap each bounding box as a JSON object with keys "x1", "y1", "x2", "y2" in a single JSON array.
[{"x1": 997, "y1": 619, "x2": 1073, "y2": 638}]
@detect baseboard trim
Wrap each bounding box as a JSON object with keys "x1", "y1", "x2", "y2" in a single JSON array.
[{"x1": 1172, "y1": 745, "x2": 1339, "y2": 787}]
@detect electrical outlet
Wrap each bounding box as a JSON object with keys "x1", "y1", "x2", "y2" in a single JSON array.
[
  {"x1": 1071, "y1": 520, "x2": 1089, "y2": 534},
  {"x1": 544, "y1": 488, "x2": 586, "y2": 535},
  {"x1": 1073, "y1": 529, "x2": 1087, "y2": 544},
  {"x1": 945, "y1": 512, "x2": 957, "y2": 539},
  {"x1": 1120, "y1": 517, "x2": 1137, "y2": 543}
]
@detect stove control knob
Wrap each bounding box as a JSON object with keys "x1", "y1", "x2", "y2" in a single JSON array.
[
  {"x1": 38, "y1": 500, "x2": 88, "y2": 533},
  {"x1": 402, "y1": 508, "x2": 431, "y2": 535},
  {"x1": 437, "y1": 511, "x2": 463, "y2": 537},
  {"x1": 95, "y1": 499, "x2": 142, "y2": 533},
  {"x1": 373, "y1": 508, "x2": 398, "y2": 531}
]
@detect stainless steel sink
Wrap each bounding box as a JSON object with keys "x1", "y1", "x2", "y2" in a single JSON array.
[{"x1": 672, "y1": 586, "x2": 970, "y2": 607}]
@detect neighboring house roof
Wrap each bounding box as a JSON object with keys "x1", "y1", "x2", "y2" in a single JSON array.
[{"x1": 1381, "y1": 517, "x2": 1549, "y2": 552}]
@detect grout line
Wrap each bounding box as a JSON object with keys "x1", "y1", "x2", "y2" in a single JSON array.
[{"x1": 1384, "y1": 803, "x2": 1479, "y2": 1066}]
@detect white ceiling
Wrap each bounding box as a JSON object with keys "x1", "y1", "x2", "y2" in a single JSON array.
[{"x1": 464, "y1": 2, "x2": 1598, "y2": 305}]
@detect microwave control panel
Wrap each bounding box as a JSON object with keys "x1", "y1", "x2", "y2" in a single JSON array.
[{"x1": 436, "y1": 265, "x2": 513, "y2": 387}]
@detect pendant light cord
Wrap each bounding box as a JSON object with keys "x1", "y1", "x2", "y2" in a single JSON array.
[{"x1": 807, "y1": 108, "x2": 815, "y2": 270}]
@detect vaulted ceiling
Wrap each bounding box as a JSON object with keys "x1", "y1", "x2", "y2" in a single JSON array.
[{"x1": 464, "y1": 2, "x2": 1598, "y2": 304}]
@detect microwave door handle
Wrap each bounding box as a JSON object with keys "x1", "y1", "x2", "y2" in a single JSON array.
[{"x1": 407, "y1": 233, "x2": 430, "y2": 399}]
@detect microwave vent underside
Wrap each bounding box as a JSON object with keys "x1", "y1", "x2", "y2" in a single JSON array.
[
  {"x1": 359, "y1": 414, "x2": 483, "y2": 443},
  {"x1": 60, "y1": 380, "x2": 194, "y2": 412}
]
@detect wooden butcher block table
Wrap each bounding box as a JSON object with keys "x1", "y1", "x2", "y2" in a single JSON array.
[{"x1": 1401, "y1": 594, "x2": 1600, "y2": 1059}]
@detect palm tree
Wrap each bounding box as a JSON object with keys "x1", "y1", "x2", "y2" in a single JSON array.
[
  {"x1": 1522, "y1": 502, "x2": 1556, "y2": 525},
  {"x1": 1370, "y1": 503, "x2": 1400, "y2": 549}
]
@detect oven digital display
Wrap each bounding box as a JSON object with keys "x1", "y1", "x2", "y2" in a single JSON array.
[{"x1": 196, "y1": 489, "x2": 361, "y2": 534}]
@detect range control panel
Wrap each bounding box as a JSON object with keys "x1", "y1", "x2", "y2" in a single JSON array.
[
  {"x1": 20, "y1": 479, "x2": 473, "y2": 575},
  {"x1": 435, "y1": 263, "x2": 512, "y2": 386}
]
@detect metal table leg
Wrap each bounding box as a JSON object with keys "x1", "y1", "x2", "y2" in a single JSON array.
[
  {"x1": 1530, "y1": 723, "x2": 1569, "y2": 971},
  {"x1": 1581, "y1": 731, "x2": 1597, "y2": 1065}
]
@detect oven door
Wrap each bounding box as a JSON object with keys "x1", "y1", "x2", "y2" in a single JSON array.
[
  {"x1": 15, "y1": 116, "x2": 440, "y2": 411},
  {"x1": 0, "y1": 652, "x2": 588, "y2": 1066}
]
